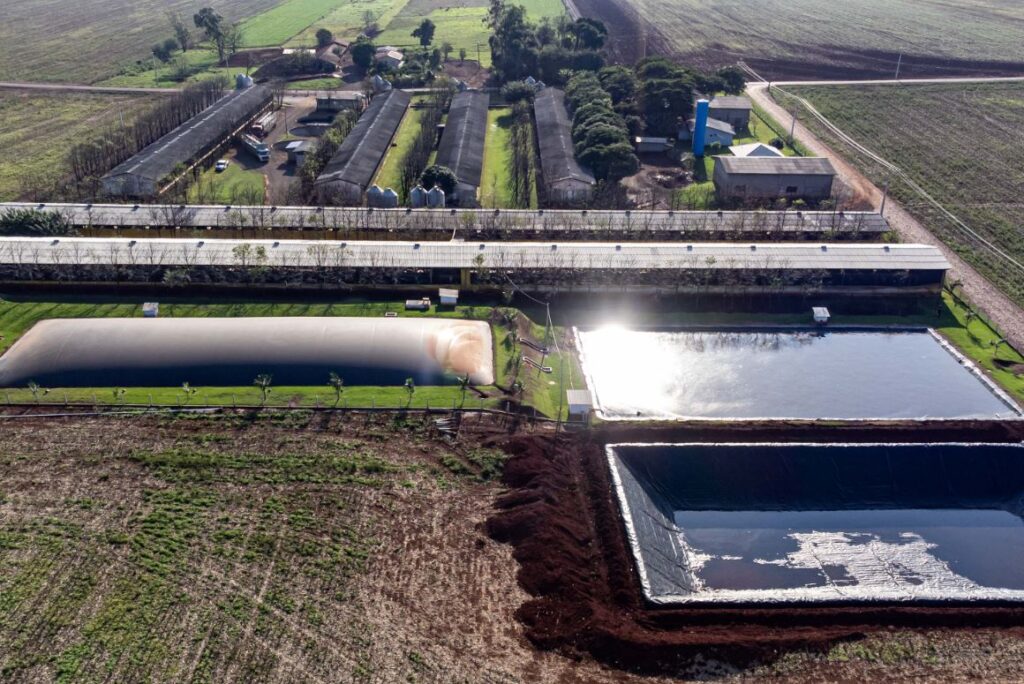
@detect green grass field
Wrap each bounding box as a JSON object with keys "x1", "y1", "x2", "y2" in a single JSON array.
[
  {"x1": 774, "y1": 82, "x2": 1024, "y2": 307},
  {"x1": 479, "y1": 109, "x2": 514, "y2": 208},
  {"x1": 0, "y1": 298, "x2": 573, "y2": 416},
  {"x1": 0, "y1": 91, "x2": 162, "y2": 201},
  {"x1": 371, "y1": 107, "x2": 425, "y2": 193},
  {"x1": 187, "y1": 163, "x2": 267, "y2": 205},
  {"x1": 239, "y1": 0, "x2": 348, "y2": 46},
  {"x1": 287, "y1": 0, "x2": 409, "y2": 46},
  {"x1": 98, "y1": 49, "x2": 237, "y2": 88}
]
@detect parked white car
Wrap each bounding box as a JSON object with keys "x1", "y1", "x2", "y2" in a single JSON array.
[{"x1": 214, "y1": 159, "x2": 230, "y2": 172}]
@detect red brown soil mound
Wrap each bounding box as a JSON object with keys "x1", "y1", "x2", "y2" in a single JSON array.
[{"x1": 487, "y1": 423, "x2": 1024, "y2": 675}]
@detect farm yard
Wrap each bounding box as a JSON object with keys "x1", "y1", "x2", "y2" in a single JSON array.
[
  {"x1": 371, "y1": 105, "x2": 430, "y2": 194},
  {"x1": 772, "y1": 82, "x2": 1024, "y2": 307},
  {"x1": 0, "y1": 91, "x2": 163, "y2": 202},
  {"x1": 576, "y1": 0, "x2": 1024, "y2": 78}
]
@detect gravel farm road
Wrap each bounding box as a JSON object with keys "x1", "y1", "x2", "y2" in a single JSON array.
[{"x1": 747, "y1": 80, "x2": 1024, "y2": 350}]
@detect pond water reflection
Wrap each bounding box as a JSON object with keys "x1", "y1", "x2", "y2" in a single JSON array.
[{"x1": 579, "y1": 328, "x2": 1020, "y2": 420}]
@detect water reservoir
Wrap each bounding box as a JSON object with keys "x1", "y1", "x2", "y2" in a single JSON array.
[
  {"x1": 607, "y1": 443, "x2": 1024, "y2": 605},
  {"x1": 577, "y1": 328, "x2": 1021, "y2": 420},
  {"x1": 0, "y1": 317, "x2": 494, "y2": 388}
]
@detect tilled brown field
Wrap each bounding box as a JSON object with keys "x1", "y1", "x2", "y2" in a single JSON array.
[{"x1": 2, "y1": 411, "x2": 1024, "y2": 682}]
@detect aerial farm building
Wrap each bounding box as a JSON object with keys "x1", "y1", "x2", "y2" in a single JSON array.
[
  {"x1": 101, "y1": 85, "x2": 272, "y2": 198},
  {"x1": 314, "y1": 89, "x2": 411, "y2": 204},
  {"x1": 708, "y1": 95, "x2": 753, "y2": 129},
  {"x1": 434, "y1": 90, "x2": 489, "y2": 206},
  {"x1": 533, "y1": 88, "x2": 595, "y2": 204},
  {"x1": 714, "y1": 156, "x2": 837, "y2": 202}
]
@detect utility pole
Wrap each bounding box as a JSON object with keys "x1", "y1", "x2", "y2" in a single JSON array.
[
  {"x1": 880, "y1": 181, "x2": 889, "y2": 216},
  {"x1": 895, "y1": 53, "x2": 902, "y2": 81},
  {"x1": 789, "y1": 112, "x2": 797, "y2": 145}
]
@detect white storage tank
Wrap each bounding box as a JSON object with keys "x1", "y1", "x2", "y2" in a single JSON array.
[
  {"x1": 366, "y1": 184, "x2": 385, "y2": 207},
  {"x1": 426, "y1": 185, "x2": 446, "y2": 208},
  {"x1": 410, "y1": 185, "x2": 427, "y2": 208}
]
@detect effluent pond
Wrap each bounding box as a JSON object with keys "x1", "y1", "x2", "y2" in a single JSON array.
[
  {"x1": 608, "y1": 443, "x2": 1024, "y2": 605},
  {"x1": 577, "y1": 328, "x2": 1021, "y2": 420}
]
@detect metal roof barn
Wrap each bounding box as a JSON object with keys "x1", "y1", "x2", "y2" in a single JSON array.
[
  {"x1": 314, "y1": 89, "x2": 412, "y2": 204},
  {"x1": 0, "y1": 237, "x2": 949, "y2": 271},
  {"x1": 3, "y1": 203, "x2": 892, "y2": 240},
  {"x1": 101, "y1": 86, "x2": 272, "y2": 198},
  {"x1": 0, "y1": 317, "x2": 494, "y2": 388},
  {"x1": 533, "y1": 88, "x2": 595, "y2": 203},
  {"x1": 434, "y1": 90, "x2": 489, "y2": 205},
  {"x1": 716, "y1": 157, "x2": 836, "y2": 175}
]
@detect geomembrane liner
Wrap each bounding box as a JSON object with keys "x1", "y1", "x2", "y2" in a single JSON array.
[
  {"x1": 607, "y1": 443, "x2": 1024, "y2": 605},
  {"x1": 0, "y1": 317, "x2": 494, "y2": 388},
  {"x1": 578, "y1": 328, "x2": 1022, "y2": 421}
]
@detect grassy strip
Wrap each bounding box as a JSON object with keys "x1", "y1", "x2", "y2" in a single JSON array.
[
  {"x1": 372, "y1": 107, "x2": 426, "y2": 193},
  {"x1": 479, "y1": 109, "x2": 514, "y2": 208}
]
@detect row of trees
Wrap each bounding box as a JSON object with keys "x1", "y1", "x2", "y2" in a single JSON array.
[
  {"x1": 564, "y1": 72, "x2": 638, "y2": 181},
  {"x1": 296, "y1": 110, "x2": 361, "y2": 202},
  {"x1": 488, "y1": 0, "x2": 607, "y2": 83},
  {"x1": 66, "y1": 77, "x2": 229, "y2": 191},
  {"x1": 399, "y1": 85, "x2": 455, "y2": 200},
  {"x1": 508, "y1": 103, "x2": 535, "y2": 208}
]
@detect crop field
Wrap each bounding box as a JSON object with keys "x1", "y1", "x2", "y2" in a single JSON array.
[
  {"x1": 0, "y1": 0, "x2": 280, "y2": 83},
  {"x1": 580, "y1": 0, "x2": 1024, "y2": 78},
  {"x1": 0, "y1": 91, "x2": 163, "y2": 201},
  {"x1": 0, "y1": 413, "x2": 542, "y2": 682},
  {"x1": 774, "y1": 82, "x2": 1024, "y2": 307}
]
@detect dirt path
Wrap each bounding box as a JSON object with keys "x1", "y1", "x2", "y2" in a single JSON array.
[{"x1": 747, "y1": 82, "x2": 1024, "y2": 351}]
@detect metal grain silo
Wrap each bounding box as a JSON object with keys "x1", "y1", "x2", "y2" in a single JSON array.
[
  {"x1": 693, "y1": 99, "x2": 710, "y2": 157},
  {"x1": 426, "y1": 185, "x2": 446, "y2": 208}
]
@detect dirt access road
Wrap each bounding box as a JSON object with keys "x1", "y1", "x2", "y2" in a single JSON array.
[{"x1": 747, "y1": 81, "x2": 1024, "y2": 351}]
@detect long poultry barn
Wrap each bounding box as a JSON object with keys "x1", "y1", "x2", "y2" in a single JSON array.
[
  {"x1": 533, "y1": 88, "x2": 596, "y2": 204},
  {"x1": 100, "y1": 85, "x2": 272, "y2": 198},
  {"x1": 0, "y1": 203, "x2": 892, "y2": 241},
  {"x1": 434, "y1": 90, "x2": 489, "y2": 206},
  {"x1": 314, "y1": 89, "x2": 412, "y2": 205},
  {"x1": 0, "y1": 238, "x2": 950, "y2": 293}
]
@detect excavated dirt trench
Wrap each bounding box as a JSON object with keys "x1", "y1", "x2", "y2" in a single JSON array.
[{"x1": 486, "y1": 421, "x2": 1024, "y2": 676}]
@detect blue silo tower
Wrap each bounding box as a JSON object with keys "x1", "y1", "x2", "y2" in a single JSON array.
[{"x1": 693, "y1": 98, "x2": 710, "y2": 157}]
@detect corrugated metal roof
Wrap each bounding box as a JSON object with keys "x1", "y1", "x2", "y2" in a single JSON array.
[
  {"x1": 102, "y1": 86, "x2": 272, "y2": 189},
  {"x1": 710, "y1": 96, "x2": 752, "y2": 110},
  {"x1": 533, "y1": 88, "x2": 596, "y2": 186},
  {"x1": 716, "y1": 156, "x2": 837, "y2": 176},
  {"x1": 435, "y1": 90, "x2": 488, "y2": 190},
  {"x1": 0, "y1": 238, "x2": 950, "y2": 271},
  {"x1": 729, "y1": 142, "x2": 784, "y2": 158},
  {"x1": 1, "y1": 203, "x2": 891, "y2": 236},
  {"x1": 687, "y1": 117, "x2": 735, "y2": 135},
  {"x1": 315, "y1": 89, "x2": 411, "y2": 190}
]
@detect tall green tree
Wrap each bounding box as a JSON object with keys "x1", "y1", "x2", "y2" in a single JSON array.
[
  {"x1": 316, "y1": 28, "x2": 334, "y2": 48},
  {"x1": 193, "y1": 7, "x2": 227, "y2": 63},
  {"x1": 351, "y1": 37, "x2": 376, "y2": 70},
  {"x1": 411, "y1": 19, "x2": 436, "y2": 46}
]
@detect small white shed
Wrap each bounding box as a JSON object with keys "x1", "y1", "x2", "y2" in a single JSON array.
[
  {"x1": 142, "y1": 302, "x2": 159, "y2": 318},
  {"x1": 567, "y1": 389, "x2": 594, "y2": 420},
  {"x1": 812, "y1": 307, "x2": 831, "y2": 325},
  {"x1": 438, "y1": 288, "x2": 459, "y2": 306}
]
